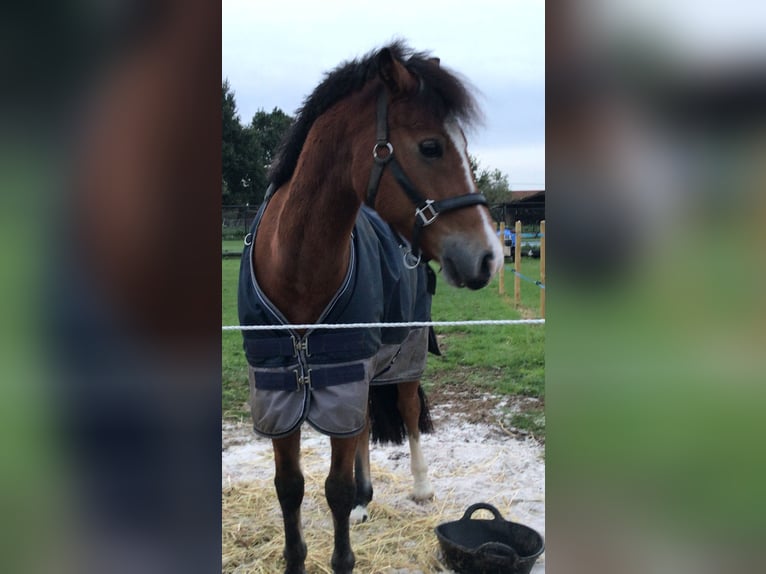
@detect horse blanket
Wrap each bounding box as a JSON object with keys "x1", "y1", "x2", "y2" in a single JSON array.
[{"x1": 238, "y1": 202, "x2": 432, "y2": 438}]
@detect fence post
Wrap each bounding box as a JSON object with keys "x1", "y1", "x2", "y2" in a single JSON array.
[
  {"x1": 498, "y1": 221, "x2": 505, "y2": 295},
  {"x1": 514, "y1": 220, "x2": 522, "y2": 307},
  {"x1": 540, "y1": 220, "x2": 545, "y2": 318}
]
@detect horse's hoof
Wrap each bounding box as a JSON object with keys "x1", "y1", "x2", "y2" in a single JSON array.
[
  {"x1": 331, "y1": 551, "x2": 355, "y2": 574},
  {"x1": 409, "y1": 483, "x2": 435, "y2": 503},
  {"x1": 350, "y1": 504, "x2": 369, "y2": 524},
  {"x1": 283, "y1": 544, "x2": 307, "y2": 574}
]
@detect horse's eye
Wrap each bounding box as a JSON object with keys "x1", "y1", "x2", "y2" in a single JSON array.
[{"x1": 418, "y1": 139, "x2": 443, "y2": 158}]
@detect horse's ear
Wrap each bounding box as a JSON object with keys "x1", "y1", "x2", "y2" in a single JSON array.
[
  {"x1": 428, "y1": 57, "x2": 441, "y2": 67},
  {"x1": 377, "y1": 48, "x2": 418, "y2": 95}
]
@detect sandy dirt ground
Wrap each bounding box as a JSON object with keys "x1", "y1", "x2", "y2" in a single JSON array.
[{"x1": 223, "y1": 386, "x2": 545, "y2": 573}]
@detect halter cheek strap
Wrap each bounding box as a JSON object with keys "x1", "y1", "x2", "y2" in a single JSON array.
[
  {"x1": 365, "y1": 89, "x2": 488, "y2": 267},
  {"x1": 366, "y1": 90, "x2": 396, "y2": 210}
]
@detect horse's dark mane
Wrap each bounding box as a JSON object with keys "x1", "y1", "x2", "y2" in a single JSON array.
[{"x1": 268, "y1": 40, "x2": 481, "y2": 188}]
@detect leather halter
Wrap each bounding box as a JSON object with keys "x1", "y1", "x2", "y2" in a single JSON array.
[{"x1": 365, "y1": 89, "x2": 488, "y2": 268}]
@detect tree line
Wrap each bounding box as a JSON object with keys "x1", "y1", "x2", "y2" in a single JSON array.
[
  {"x1": 222, "y1": 80, "x2": 292, "y2": 205},
  {"x1": 223, "y1": 81, "x2": 511, "y2": 208}
]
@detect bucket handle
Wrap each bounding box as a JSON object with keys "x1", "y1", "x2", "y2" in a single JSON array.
[{"x1": 460, "y1": 502, "x2": 506, "y2": 522}]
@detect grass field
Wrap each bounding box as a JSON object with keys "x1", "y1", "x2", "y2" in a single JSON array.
[
  {"x1": 223, "y1": 239, "x2": 245, "y2": 254},
  {"x1": 222, "y1": 256, "x2": 545, "y2": 435}
]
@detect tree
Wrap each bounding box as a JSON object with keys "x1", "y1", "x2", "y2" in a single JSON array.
[
  {"x1": 222, "y1": 79, "x2": 241, "y2": 201},
  {"x1": 250, "y1": 108, "x2": 293, "y2": 168},
  {"x1": 222, "y1": 81, "x2": 294, "y2": 205},
  {"x1": 469, "y1": 155, "x2": 512, "y2": 207},
  {"x1": 241, "y1": 107, "x2": 293, "y2": 204},
  {"x1": 222, "y1": 80, "x2": 267, "y2": 205}
]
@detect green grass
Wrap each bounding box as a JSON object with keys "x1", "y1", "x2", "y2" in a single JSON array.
[
  {"x1": 507, "y1": 410, "x2": 547, "y2": 437},
  {"x1": 223, "y1": 239, "x2": 244, "y2": 254},
  {"x1": 222, "y1": 256, "x2": 545, "y2": 432},
  {"x1": 222, "y1": 258, "x2": 249, "y2": 419},
  {"x1": 424, "y1": 258, "x2": 544, "y2": 398},
  {"x1": 507, "y1": 258, "x2": 544, "y2": 312}
]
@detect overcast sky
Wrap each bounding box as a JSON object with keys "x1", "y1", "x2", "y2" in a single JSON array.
[{"x1": 222, "y1": 0, "x2": 545, "y2": 189}]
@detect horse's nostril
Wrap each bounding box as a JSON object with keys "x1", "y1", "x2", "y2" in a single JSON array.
[
  {"x1": 480, "y1": 251, "x2": 494, "y2": 277},
  {"x1": 464, "y1": 251, "x2": 495, "y2": 290}
]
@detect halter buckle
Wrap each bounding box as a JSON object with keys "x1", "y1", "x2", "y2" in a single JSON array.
[{"x1": 415, "y1": 200, "x2": 439, "y2": 227}]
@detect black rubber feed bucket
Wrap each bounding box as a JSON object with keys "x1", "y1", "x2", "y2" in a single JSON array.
[{"x1": 435, "y1": 503, "x2": 544, "y2": 574}]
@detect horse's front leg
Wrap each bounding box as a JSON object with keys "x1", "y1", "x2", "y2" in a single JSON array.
[
  {"x1": 326, "y1": 436, "x2": 359, "y2": 574},
  {"x1": 273, "y1": 431, "x2": 307, "y2": 574}
]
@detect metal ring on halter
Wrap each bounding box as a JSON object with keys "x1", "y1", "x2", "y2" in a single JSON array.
[
  {"x1": 372, "y1": 141, "x2": 394, "y2": 162},
  {"x1": 403, "y1": 250, "x2": 421, "y2": 269},
  {"x1": 244, "y1": 233, "x2": 253, "y2": 246}
]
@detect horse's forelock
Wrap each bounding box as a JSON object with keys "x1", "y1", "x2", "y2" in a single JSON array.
[{"x1": 406, "y1": 59, "x2": 482, "y2": 131}]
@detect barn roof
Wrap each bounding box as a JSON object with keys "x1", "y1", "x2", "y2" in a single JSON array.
[{"x1": 509, "y1": 189, "x2": 545, "y2": 203}]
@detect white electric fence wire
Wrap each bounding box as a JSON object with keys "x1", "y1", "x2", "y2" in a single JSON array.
[{"x1": 222, "y1": 319, "x2": 544, "y2": 331}]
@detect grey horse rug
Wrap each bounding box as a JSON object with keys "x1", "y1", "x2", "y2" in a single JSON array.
[{"x1": 238, "y1": 203, "x2": 432, "y2": 439}]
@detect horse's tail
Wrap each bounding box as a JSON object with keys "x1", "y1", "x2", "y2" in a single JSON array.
[
  {"x1": 369, "y1": 383, "x2": 434, "y2": 445},
  {"x1": 415, "y1": 384, "x2": 435, "y2": 435}
]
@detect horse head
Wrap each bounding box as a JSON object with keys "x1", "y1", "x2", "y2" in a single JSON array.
[{"x1": 355, "y1": 45, "x2": 504, "y2": 290}]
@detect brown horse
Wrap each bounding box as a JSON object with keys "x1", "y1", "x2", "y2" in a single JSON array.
[{"x1": 238, "y1": 42, "x2": 502, "y2": 574}]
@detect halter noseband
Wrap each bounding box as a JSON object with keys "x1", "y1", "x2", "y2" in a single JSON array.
[{"x1": 365, "y1": 89, "x2": 488, "y2": 268}]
